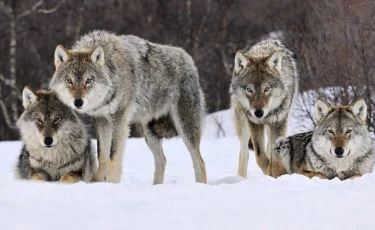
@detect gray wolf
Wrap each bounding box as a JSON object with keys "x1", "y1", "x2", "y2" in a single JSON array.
[
  {"x1": 49, "y1": 30, "x2": 207, "y2": 184},
  {"x1": 272, "y1": 98, "x2": 375, "y2": 180},
  {"x1": 230, "y1": 39, "x2": 299, "y2": 178},
  {"x1": 16, "y1": 87, "x2": 98, "y2": 183}
]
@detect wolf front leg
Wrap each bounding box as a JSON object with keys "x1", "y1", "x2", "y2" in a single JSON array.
[
  {"x1": 31, "y1": 171, "x2": 50, "y2": 181},
  {"x1": 93, "y1": 116, "x2": 113, "y2": 182},
  {"x1": 266, "y1": 123, "x2": 288, "y2": 177},
  {"x1": 271, "y1": 137, "x2": 292, "y2": 178},
  {"x1": 106, "y1": 110, "x2": 129, "y2": 183},
  {"x1": 59, "y1": 172, "x2": 82, "y2": 183},
  {"x1": 348, "y1": 174, "x2": 362, "y2": 180},
  {"x1": 234, "y1": 108, "x2": 252, "y2": 178},
  {"x1": 248, "y1": 122, "x2": 269, "y2": 175}
]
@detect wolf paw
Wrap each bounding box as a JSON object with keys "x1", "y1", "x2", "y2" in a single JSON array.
[
  {"x1": 94, "y1": 166, "x2": 108, "y2": 182},
  {"x1": 31, "y1": 173, "x2": 47, "y2": 181},
  {"x1": 273, "y1": 137, "x2": 290, "y2": 158},
  {"x1": 59, "y1": 173, "x2": 81, "y2": 184}
]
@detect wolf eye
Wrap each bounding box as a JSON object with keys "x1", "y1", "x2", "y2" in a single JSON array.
[
  {"x1": 327, "y1": 129, "x2": 334, "y2": 134},
  {"x1": 36, "y1": 117, "x2": 42, "y2": 123},
  {"x1": 264, "y1": 87, "x2": 271, "y2": 92},
  {"x1": 346, "y1": 129, "x2": 352, "y2": 134},
  {"x1": 246, "y1": 87, "x2": 253, "y2": 93},
  {"x1": 66, "y1": 79, "x2": 73, "y2": 84},
  {"x1": 54, "y1": 116, "x2": 61, "y2": 123},
  {"x1": 86, "y1": 77, "x2": 94, "y2": 84}
]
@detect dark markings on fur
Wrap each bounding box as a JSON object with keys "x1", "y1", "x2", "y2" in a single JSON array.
[
  {"x1": 147, "y1": 114, "x2": 178, "y2": 139},
  {"x1": 106, "y1": 58, "x2": 117, "y2": 76},
  {"x1": 248, "y1": 139, "x2": 254, "y2": 150},
  {"x1": 143, "y1": 42, "x2": 151, "y2": 63},
  {"x1": 97, "y1": 138, "x2": 101, "y2": 158},
  {"x1": 254, "y1": 140, "x2": 261, "y2": 156}
]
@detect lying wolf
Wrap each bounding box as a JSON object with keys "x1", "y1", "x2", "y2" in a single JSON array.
[
  {"x1": 272, "y1": 98, "x2": 375, "y2": 180},
  {"x1": 16, "y1": 87, "x2": 97, "y2": 183}
]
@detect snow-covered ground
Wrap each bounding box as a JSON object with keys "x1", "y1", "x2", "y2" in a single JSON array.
[{"x1": 1, "y1": 109, "x2": 375, "y2": 230}]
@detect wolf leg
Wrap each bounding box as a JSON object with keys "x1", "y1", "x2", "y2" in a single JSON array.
[
  {"x1": 143, "y1": 125, "x2": 167, "y2": 184},
  {"x1": 267, "y1": 123, "x2": 287, "y2": 177},
  {"x1": 248, "y1": 122, "x2": 268, "y2": 175},
  {"x1": 31, "y1": 171, "x2": 49, "y2": 181},
  {"x1": 93, "y1": 116, "x2": 113, "y2": 182},
  {"x1": 107, "y1": 110, "x2": 129, "y2": 183},
  {"x1": 301, "y1": 171, "x2": 328, "y2": 179},
  {"x1": 272, "y1": 137, "x2": 292, "y2": 175},
  {"x1": 348, "y1": 174, "x2": 362, "y2": 180},
  {"x1": 172, "y1": 107, "x2": 206, "y2": 184},
  {"x1": 234, "y1": 107, "x2": 252, "y2": 178},
  {"x1": 59, "y1": 173, "x2": 82, "y2": 183}
]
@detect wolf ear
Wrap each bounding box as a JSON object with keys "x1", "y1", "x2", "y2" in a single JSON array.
[
  {"x1": 90, "y1": 45, "x2": 104, "y2": 67},
  {"x1": 350, "y1": 98, "x2": 367, "y2": 123},
  {"x1": 234, "y1": 50, "x2": 249, "y2": 76},
  {"x1": 265, "y1": 52, "x2": 282, "y2": 75},
  {"x1": 54, "y1": 45, "x2": 70, "y2": 69},
  {"x1": 22, "y1": 86, "x2": 37, "y2": 109},
  {"x1": 314, "y1": 99, "x2": 331, "y2": 123}
]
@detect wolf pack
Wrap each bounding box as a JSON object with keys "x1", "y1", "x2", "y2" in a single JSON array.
[{"x1": 14, "y1": 31, "x2": 375, "y2": 184}]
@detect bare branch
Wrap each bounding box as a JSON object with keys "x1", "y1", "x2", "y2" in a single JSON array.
[
  {"x1": 212, "y1": 114, "x2": 226, "y2": 138},
  {"x1": 0, "y1": 74, "x2": 22, "y2": 101},
  {"x1": 16, "y1": 0, "x2": 44, "y2": 19},
  {"x1": 17, "y1": 0, "x2": 65, "y2": 20},
  {"x1": 36, "y1": 0, "x2": 65, "y2": 14}
]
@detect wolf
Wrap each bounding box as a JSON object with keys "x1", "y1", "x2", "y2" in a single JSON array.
[
  {"x1": 272, "y1": 98, "x2": 375, "y2": 180},
  {"x1": 16, "y1": 87, "x2": 98, "y2": 183},
  {"x1": 49, "y1": 30, "x2": 207, "y2": 184},
  {"x1": 230, "y1": 39, "x2": 299, "y2": 178}
]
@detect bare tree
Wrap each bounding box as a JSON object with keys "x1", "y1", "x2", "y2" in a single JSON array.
[{"x1": 0, "y1": 0, "x2": 66, "y2": 129}]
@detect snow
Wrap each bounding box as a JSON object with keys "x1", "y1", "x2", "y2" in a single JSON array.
[{"x1": 1, "y1": 108, "x2": 375, "y2": 230}]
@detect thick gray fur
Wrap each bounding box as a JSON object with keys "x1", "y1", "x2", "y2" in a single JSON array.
[
  {"x1": 50, "y1": 30, "x2": 207, "y2": 184},
  {"x1": 230, "y1": 39, "x2": 299, "y2": 177},
  {"x1": 16, "y1": 90, "x2": 97, "y2": 182},
  {"x1": 274, "y1": 104, "x2": 375, "y2": 180}
]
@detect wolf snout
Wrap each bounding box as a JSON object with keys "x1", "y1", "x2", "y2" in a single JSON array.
[
  {"x1": 334, "y1": 147, "x2": 344, "y2": 157},
  {"x1": 74, "y1": 99, "x2": 84, "y2": 108},
  {"x1": 254, "y1": 109, "x2": 264, "y2": 118},
  {"x1": 44, "y1": 137, "x2": 54, "y2": 147}
]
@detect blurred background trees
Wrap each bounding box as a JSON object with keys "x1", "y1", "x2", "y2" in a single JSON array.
[{"x1": 0, "y1": 0, "x2": 374, "y2": 140}]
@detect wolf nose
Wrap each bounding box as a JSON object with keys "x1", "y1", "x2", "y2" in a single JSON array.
[
  {"x1": 335, "y1": 147, "x2": 344, "y2": 156},
  {"x1": 44, "y1": 137, "x2": 53, "y2": 146},
  {"x1": 254, "y1": 110, "x2": 264, "y2": 118},
  {"x1": 74, "y1": 99, "x2": 84, "y2": 108}
]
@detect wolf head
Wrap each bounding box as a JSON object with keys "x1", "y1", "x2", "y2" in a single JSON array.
[
  {"x1": 49, "y1": 45, "x2": 113, "y2": 112},
  {"x1": 17, "y1": 87, "x2": 80, "y2": 149},
  {"x1": 312, "y1": 98, "x2": 371, "y2": 159},
  {"x1": 230, "y1": 50, "x2": 286, "y2": 120}
]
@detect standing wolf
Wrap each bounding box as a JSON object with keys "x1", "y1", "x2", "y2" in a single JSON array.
[
  {"x1": 273, "y1": 99, "x2": 375, "y2": 180},
  {"x1": 16, "y1": 87, "x2": 97, "y2": 183},
  {"x1": 50, "y1": 31, "x2": 207, "y2": 184},
  {"x1": 230, "y1": 39, "x2": 298, "y2": 178}
]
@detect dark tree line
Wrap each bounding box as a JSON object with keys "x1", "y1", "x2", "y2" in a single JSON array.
[{"x1": 0, "y1": 0, "x2": 374, "y2": 140}]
